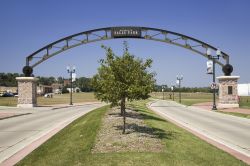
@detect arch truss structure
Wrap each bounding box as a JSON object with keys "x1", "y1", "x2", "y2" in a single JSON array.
[{"x1": 26, "y1": 26, "x2": 230, "y2": 68}]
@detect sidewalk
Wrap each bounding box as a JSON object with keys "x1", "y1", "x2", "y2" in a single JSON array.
[{"x1": 193, "y1": 102, "x2": 250, "y2": 114}]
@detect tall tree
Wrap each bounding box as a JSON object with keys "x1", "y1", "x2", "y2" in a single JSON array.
[
  {"x1": 92, "y1": 42, "x2": 155, "y2": 134},
  {"x1": 0, "y1": 73, "x2": 20, "y2": 87},
  {"x1": 37, "y1": 76, "x2": 56, "y2": 85},
  {"x1": 76, "y1": 77, "x2": 93, "y2": 92},
  {"x1": 57, "y1": 76, "x2": 64, "y2": 84}
]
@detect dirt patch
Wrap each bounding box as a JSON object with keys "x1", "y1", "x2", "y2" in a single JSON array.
[{"x1": 92, "y1": 107, "x2": 164, "y2": 153}]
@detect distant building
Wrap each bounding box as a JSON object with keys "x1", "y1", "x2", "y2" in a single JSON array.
[
  {"x1": 64, "y1": 80, "x2": 70, "y2": 86},
  {"x1": 51, "y1": 83, "x2": 63, "y2": 94},
  {"x1": 238, "y1": 84, "x2": 250, "y2": 96},
  {"x1": 0, "y1": 86, "x2": 17, "y2": 93},
  {"x1": 51, "y1": 83, "x2": 62, "y2": 90},
  {"x1": 37, "y1": 85, "x2": 53, "y2": 95}
]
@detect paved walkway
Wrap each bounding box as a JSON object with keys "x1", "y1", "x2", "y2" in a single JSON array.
[
  {"x1": 149, "y1": 100, "x2": 250, "y2": 165},
  {"x1": 193, "y1": 102, "x2": 250, "y2": 114},
  {"x1": 0, "y1": 102, "x2": 105, "y2": 166}
]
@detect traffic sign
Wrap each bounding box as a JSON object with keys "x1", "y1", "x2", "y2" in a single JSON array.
[{"x1": 210, "y1": 83, "x2": 218, "y2": 89}]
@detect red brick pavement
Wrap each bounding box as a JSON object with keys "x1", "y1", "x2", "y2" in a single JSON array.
[{"x1": 193, "y1": 102, "x2": 250, "y2": 114}]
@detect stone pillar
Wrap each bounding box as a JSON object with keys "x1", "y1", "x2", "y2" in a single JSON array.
[
  {"x1": 16, "y1": 77, "x2": 38, "y2": 108},
  {"x1": 217, "y1": 76, "x2": 240, "y2": 108}
]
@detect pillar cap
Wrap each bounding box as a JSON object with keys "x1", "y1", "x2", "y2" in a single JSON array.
[
  {"x1": 217, "y1": 76, "x2": 240, "y2": 80},
  {"x1": 16, "y1": 77, "x2": 38, "y2": 81}
]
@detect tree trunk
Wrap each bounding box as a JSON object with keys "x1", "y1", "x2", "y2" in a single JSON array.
[
  {"x1": 120, "y1": 105, "x2": 124, "y2": 116},
  {"x1": 121, "y1": 97, "x2": 126, "y2": 134},
  {"x1": 120, "y1": 97, "x2": 125, "y2": 116}
]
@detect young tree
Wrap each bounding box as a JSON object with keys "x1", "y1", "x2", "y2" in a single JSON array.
[{"x1": 92, "y1": 42, "x2": 155, "y2": 134}]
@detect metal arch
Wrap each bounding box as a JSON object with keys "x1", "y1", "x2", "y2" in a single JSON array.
[{"x1": 26, "y1": 26, "x2": 230, "y2": 68}]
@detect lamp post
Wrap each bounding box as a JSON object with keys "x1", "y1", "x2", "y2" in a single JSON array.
[
  {"x1": 171, "y1": 86, "x2": 175, "y2": 101},
  {"x1": 207, "y1": 48, "x2": 221, "y2": 110},
  {"x1": 67, "y1": 66, "x2": 76, "y2": 105},
  {"x1": 162, "y1": 85, "x2": 165, "y2": 100},
  {"x1": 176, "y1": 75, "x2": 183, "y2": 103}
]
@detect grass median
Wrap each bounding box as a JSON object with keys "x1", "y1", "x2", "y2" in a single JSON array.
[
  {"x1": 16, "y1": 100, "x2": 247, "y2": 166},
  {"x1": 239, "y1": 96, "x2": 250, "y2": 109}
]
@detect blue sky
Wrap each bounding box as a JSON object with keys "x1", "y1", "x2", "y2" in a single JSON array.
[{"x1": 0, "y1": 0, "x2": 250, "y2": 87}]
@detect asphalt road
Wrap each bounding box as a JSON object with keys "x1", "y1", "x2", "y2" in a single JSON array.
[
  {"x1": 0, "y1": 103, "x2": 105, "y2": 164},
  {"x1": 149, "y1": 100, "x2": 250, "y2": 158}
]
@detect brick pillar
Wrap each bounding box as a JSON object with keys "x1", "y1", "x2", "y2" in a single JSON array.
[
  {"x1": 217, "y1": 76, "x2": 240, "y2": 108},
  {"x1": 16, "y1": 77, "x2": 38, "y2": 108}
]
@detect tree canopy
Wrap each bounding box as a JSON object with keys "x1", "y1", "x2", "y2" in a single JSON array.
[{"x1": 0, "y1": 73, "x2": 23, "y2": 87}]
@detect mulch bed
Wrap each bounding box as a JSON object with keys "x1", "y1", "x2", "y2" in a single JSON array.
[{"x1": 92, "y1": 107, "x2": 164, "y2": 153}]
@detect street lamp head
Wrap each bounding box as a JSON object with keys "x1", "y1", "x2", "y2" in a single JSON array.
[
  {"x1": 206, "y1": 48, "x2": 212, "y2": 58},
  {"x1": 72, "y1": 66, "x2": 76, "y2": 73},
  {"x1": 206, "y1": 48, "x2": 211, "y2": 55},
  {"x1": 216, "y1": 48, "x2": 221, "y2": 58},
  {"x1": 176, "y1": 75, "x2": 183, "y2": 80},
  {"x1": 67, "y1": 65, "x2": 76, "y2": 73}
]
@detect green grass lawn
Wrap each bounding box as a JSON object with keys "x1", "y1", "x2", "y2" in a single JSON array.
[
  {"x1": 37, "y1": 92, "x2": 97, "y2": 105},
  {"x1": 0, "y1": 97, "x2": 17, "y2": 106},
  {"x1": 0, "y1": 92, "x2": 98, "y2": 107},
  {"x1": 239, "y1": 96, "x2": 250, "y2": 109},
  {"x1": 151, "y1": 92, "x2": 213, "y2": 106},
  {"x1": 16, "y1": 100, "x2": 247, "y2": 166}
]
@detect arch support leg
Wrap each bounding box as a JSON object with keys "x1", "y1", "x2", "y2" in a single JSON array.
[
  {"x1": 217, "y1": 76, "x2": 240, "y2": 108},
  {"x1": 16, "y1": 77, "x2": 38, "y2": 108}
]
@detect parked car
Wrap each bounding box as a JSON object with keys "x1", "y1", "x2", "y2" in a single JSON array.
[
  {"x1": 44, "y1": 93, "x2": 53, "y2": 98},
  {"x1": 2, "y1": 92, "x2": 14, "y2": 97}
]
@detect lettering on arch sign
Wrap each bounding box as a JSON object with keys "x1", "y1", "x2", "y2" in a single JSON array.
[{"x1": 111, "y1": 27, "x2": 142, "y2": 38}]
